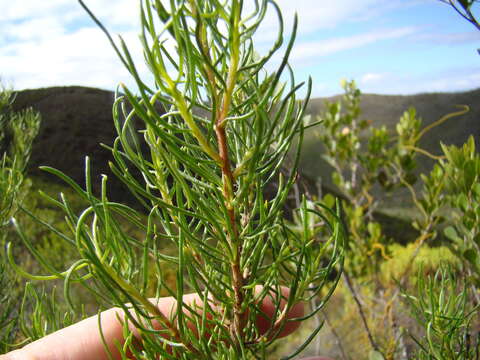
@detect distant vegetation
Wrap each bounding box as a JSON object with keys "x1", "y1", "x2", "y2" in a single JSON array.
[
  {"x1": 303, "y1": 88, "x2": 480, "y2": 208},
  {"x1": 0, "y1": 84, "x2": 40, "y2": 353}
]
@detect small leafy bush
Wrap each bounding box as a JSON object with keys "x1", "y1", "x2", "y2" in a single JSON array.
[
  {"x1": 311, "y1": 80, "x2": 477, "y2": 359},
  {"x1": 380, "y1": 243, "x2": 459, "y2": 285},
  {"x1": 0, "y1": 84, "x2": 40, "y2": 352},
  {"x1": 0, "y1": 85, "x2": 40, "y2": 227},
  {"x1": 402, "y1": 266, "x2": 480, "y2": 359}
]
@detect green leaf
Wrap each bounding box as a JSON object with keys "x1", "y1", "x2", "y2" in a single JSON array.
[
  {"x1": 456, "y1": 193, "x2": 469, "y2": 213},
  {"x1": 369, "y1": 350, "x2": 385, "y2": 360},
  {"x1": 322, "y1": 193, "x2": 336, "y2": 209},
  {"x1": 444, "y1": 226, "x2": 460, "y2": 242},
  {"x1": 463, "y1": 159, "x2": 477, "y2": 191},
  {"x1": 473, "y1": 183, "x2": 480, "y2": 197},
  {"x1": 8, "y1": 2, "x2": 347, "y2": 359},
  {"x1": 367, "y1": 222, "x2": 381, "y2": 239}
]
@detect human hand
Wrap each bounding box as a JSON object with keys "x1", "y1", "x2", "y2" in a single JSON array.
[{"x1": 0, "y1": 287, "x2": 332, "y2": 360}]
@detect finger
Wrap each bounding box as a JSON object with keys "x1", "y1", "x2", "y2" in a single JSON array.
[
  {"x1": 1, "y1": 306, "x2": 124, "y2": 360},
  {"x1": 1, "y1": 296, "x2": 181, "y2": 360},
  {"x1": 1, "y1": 287, "x2": 304, "y2": 360},
  {"x1": 256, "y1": 285, "x2": 304, "y2": 338},
  {"x1": 150, "y1": 286, "x2": 304, "y2": 339}
]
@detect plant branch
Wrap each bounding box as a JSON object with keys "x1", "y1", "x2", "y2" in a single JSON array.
[
  {"x1": 321, "y1": 308, "x2": 349, "y2": 360},
  {"x1": 204, "y1": 0, "x2": 246, "y2": 345},
  {"x1": 415, "y1": 105, "x2": 469, "y2": 142},
  {"x1": 343, "y1": 271, "x2": 382, "y2": 355}
]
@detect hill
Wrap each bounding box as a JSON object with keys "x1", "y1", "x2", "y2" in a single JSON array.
[
  {"x1": 12, "y1": 86, "x2": 480, "y2": 209},
  {"x1": 12, "y1": 86, "x2": 134, "y2": 204}
]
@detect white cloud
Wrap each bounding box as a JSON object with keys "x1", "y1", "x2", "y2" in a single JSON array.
[
  {"x1": 1, "y1": 0, "x2": 138, "y2": 27},
  {"x1": 420, "y1": 72, "x2": 480, "y2": 93},
  {"x1": 415, "y1": 31, "x2": 480, "y2": 45},
  {"x1": 78, "y1": 0, "x2": 141, "y2": 28},
  {"x1": 2, "y1": 17, "x2": 66, "y2": 42},
  {"x1": 1, "y1": 0, "x2": 195, "y2": 90},
  {"x1": 0, "y1": 24, "x2": 145, "y2": 90},
  {"x1": 2, "y1": 0, "x2": 74, "y2": 21},
  {"x1": 253, "y1": 0, "x2": 406, "y2": 42},
  {"x1": 360, "y1": 73, "x2": 387, "y2": 85},
  {"x1": 290, "y1": 27, "x2": 417, "y2": 63},
  {"x1": 0, "y1": 0, "x2": 147, "y2": 90},
  {"x1": 353, "y1": 67, "x2": 480, "y2": 94}
]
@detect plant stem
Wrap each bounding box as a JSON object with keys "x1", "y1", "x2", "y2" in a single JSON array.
[
  {"x1": 212, "y1": 0, "x2": 246, "y2": 345},
  {"x1": 343, "y1": 271, "x2": 382, "y2": 355},
  {"x1": 193, "y1": 0, "x2": 245, "y2": 345},
  {"x1": 321, "y1": 308, "x2": 349, "y2": 360},
  {"x1": 216, "y1": 117, "x2": 245, "y2": 343}
]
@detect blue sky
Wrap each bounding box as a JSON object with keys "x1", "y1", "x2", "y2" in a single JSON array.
[{"x1": 1, "y1": 0, "x2": 479, "y2": 97}]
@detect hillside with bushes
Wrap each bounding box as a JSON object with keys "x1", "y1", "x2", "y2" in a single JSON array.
[{"x1": 12, "y1": 86, "x2": 480, "y2": 207}]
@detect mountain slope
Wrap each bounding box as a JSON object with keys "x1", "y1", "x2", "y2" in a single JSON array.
[
  {"x1": 301, "y1": 88, "x2": 480, "y2": 207},
  {"x1": 12, "y1": 86, "x2": 480, "y2": 207}
]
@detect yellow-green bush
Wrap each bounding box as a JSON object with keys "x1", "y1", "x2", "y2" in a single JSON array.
[{"x1": 380, "y1": 243, "x2": 459, "y2": 285}]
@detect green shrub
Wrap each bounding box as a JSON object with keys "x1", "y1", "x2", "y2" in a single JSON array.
[
  {"x1": 403, "y1": 266, "x2": 479, "y2": 359},
  {"x1": 0, "y1": 83, "x2": 40, "y2": 352},
  {"x1": 6, "y1": 1, "x2": 345, "y2": 359},
  {"x1": 380, "y1": 243, "x2": 459, "y2": 285},
  {"x1": 311, "y1": 80, "x2": 476, "y2": 359}
]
